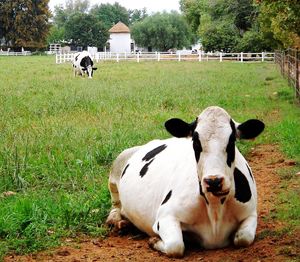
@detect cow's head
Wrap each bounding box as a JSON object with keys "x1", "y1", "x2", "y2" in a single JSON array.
[
  {"x1": 83, "y1": 65, "x2": 97, "y2": 78},
  {"x1": 165, "y1": 106, "x2": 264, "y2": 199}
]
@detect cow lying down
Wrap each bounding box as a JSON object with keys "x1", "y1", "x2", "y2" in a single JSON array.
[
  {"x1": 106, "y1": 106, "x2": 265, "y2": 257},
  {"x1": 72, "y1": 51, "x2": 97, "y2": 78}
]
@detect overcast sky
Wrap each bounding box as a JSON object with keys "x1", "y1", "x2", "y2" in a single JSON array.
[{"x1": 48, "y1": 0, "x2": 181, "y2": 13}]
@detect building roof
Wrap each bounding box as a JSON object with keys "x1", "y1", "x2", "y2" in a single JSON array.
[{"x1": 109, "y1": 21, "x2": 130, "y2": 33}]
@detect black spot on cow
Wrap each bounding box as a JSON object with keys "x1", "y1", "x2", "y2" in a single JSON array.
[
  {"x1": 121, "y1": 164, "x2": 130, "y2": 178},
  {"x1": 226, "y1": 119, "x2": 236, "y2": 167},
  {"x1": 199, "y1": 181, "x2": 209, "y2": 205},
  {"x1": 142, "y1": 144, "x2": 167, "y2": 162},
  {"x1": 246, "y1": 163, "x2": 254, "y2": 182},
  {"x1": 234, "y1": 168, "x2": 252, "y2": 203},
  {"x1": 161, "y1": 190, "x2": 172, "y2": 205},
  {"x1": 192, "y1": 132, "x2": 202, "y2": 162},
  {"x1": 140, "y1": 159, "x2": 154, "y2": 177},
  {"x1": 80, "y1": 56, "x2": 93, "y2": 68},
  {"x1": 157, "y1": 222, "x2": 160, "y2": 231},
  {"x1": 75, "y1": 54, "x2": 80, "y2": 61}
]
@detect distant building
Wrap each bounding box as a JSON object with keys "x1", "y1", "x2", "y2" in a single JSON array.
[{"x1": 108, "y1": 21, "x2": 134, "y2": 53}]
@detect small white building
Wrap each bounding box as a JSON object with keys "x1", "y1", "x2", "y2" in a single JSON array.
[{"x1": 108, "y1": 21, "x2": 133, "y2": 53}]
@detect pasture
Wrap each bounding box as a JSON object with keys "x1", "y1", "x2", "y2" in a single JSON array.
[{"x1": 0, "y1": 56, "x2": 299, "y2": 259}]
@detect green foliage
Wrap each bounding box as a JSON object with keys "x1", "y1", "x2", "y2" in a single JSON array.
[
  {"x1": 200, "y1": 19, "x2": 240, "y2": 52},
  {"x1": 0, "y1": 0, "x2": 51, "y2": 50},
  {"x1": 235, "y1": 29, "x2": 270, "y2": 52},
  {"x1": 180, "y1": 0, "x2": 299, "y2": 51},
  {"x1": 181, "y1": 0, "x2": 260, "y2": 52},
  {"x1": 64, "y1": 12, "x2": 108, "y2": 49},
  {"x1": 179, "y1": 0, "x2": 203, "y2": 33},
  {"x1": 131, "y1": 11, "x2": 193, "y2": 51},
  {"x1": 90, "y1": 2, "x2": 130, "y2": 29},
  {"x1": 257, "y1": 0, "x2": 300, "y2": 48},
  {"x1": 0, "y1": 57, "x2": 299, "y2": 258},
  {"x1": 47, "y1": 26, "x2": 66, "y2": 45},
  {"x1": 129, "y1": 8, "x2": 148, "y2": 25}
]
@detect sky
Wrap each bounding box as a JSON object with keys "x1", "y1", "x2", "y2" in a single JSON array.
[{"x1": 48, "y1": 0, "x2": 181, "y2": 13}]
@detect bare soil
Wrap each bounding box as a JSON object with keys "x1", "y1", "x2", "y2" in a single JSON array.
[{"x1": 5, "y1": 144, "x2": 299, "y2": 262}]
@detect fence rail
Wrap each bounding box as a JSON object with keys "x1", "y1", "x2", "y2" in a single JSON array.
[
  {"x1": 56, "y1": 51, "x2": 274, "y2": 64},
  {"x1": 275, "y1": 49, "x2": 300, "y2": 101},
  {"x1": 0, "y1": 51, "x2": 31, "y2": 56}
]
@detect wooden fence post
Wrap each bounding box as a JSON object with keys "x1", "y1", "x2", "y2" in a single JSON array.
[
  {"x1": 178, "y1": 52, "x2": 181, "y2": 62},
  {"x1": 262, "y1": 52, "x2": 265, "y2": 62},
  {"x1": 296, "y1": 48, "x2": 299, "y2": 98},
  {"x1": 241, "y1": 52, "x2": 243, "y2": 62},
  {"x1": 287, "y1": 49, "x2": 291, "y2": 85},
  {"x1": 281, "y1": 51, "x2": 285, "y2": 76},
  {"x1": 220, "y1": 52, "x2": 222, "y2": 62},
  {"x1": 116, "y1": 53, "x2": 119, "y2": 62},
  {"x1": 199, "y1": 52, "x2": 202, "y2": 62}
]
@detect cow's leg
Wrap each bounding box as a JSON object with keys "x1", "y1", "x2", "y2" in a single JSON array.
[
  {"x1": 234, "y1": 213, "x2": 257, "y2": 247},
  {"x1": 106, "y1": 146, "x2": 141, "y2": 229},
  {"x1": 150, "y1": 216, "x2": 184, "y2": 257}
]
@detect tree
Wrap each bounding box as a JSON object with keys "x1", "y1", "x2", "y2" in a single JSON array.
[
  {"x1": 129, "y1": 8, "x2": 148, "y2": 25},
  {"x1": 64, "y1": 12, "x2": 108, "y2": 49},
  {"x1": 235, "y1": 29, "x2": 273, "y2": 52},
  {"x1": 90, "y1": 3, "x2": 129, "y2": 29},
  {"x1": 0, "y1": 0, "x2": 51, "y2": 50},
  {"x1": 200, "y1": 19, "x2": 240, "y2": 52},
  {"x1": 179, "y1": 0, "x2": 203, "y2": 33},
  {"x1": 257, "y1": 0, "x2": 300, "y2": 48},
  {"x1": 47, "y1": 26, "x2": 65, "y2": 45},
  {"x1": 131, "y1": 12, "x2": 193, "y2": 51}
]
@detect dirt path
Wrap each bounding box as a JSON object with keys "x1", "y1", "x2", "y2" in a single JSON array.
[{"x1": 5, "y1": 144, "x2": 299, "y2": 262}]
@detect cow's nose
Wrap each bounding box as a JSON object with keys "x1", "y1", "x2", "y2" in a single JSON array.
[{"x1": 204, "y1": 176, "x2": 224, "y2": 191}]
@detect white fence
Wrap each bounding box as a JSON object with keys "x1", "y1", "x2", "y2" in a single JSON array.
[
  {"x1": 0, "y1": 51, "x2": 31, "y2": 56},
  {"x1": 56, "y1": 51, "x2": 275, "y2": 64}
]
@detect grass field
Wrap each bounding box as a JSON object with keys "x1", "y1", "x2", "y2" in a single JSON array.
[{"x1": 0, "y1": 56, "x2": 299, "y2": 259}]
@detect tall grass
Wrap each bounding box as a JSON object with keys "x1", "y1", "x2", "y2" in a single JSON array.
[{"x1": 0, "y1": 56, "x2": 299, "y2": 258}]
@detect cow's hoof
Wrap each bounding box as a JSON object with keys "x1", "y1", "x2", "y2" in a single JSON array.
[
  {"x1": 117, "y1": 219, "x2": 131, "y2": 230},
  {"x1": 234, "y1": 230, "x2": 254, "y2": 247},
  {"x1": 148, "y1": 237, "x2": 161, "y2": 250},
  {"x1": 106, "y1": 208, "x2": 122, "y2": 226}
]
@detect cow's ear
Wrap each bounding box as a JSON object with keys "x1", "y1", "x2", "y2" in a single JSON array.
[
  {"x1": 93, "y1": 67, "x2": 97, "y2": 70},
  {"x1": 237, "y1": 119, "x2": 265, "y2": 139},
  {"x1": 165, "y1": 118, "x2": 197, "y2": 137}
]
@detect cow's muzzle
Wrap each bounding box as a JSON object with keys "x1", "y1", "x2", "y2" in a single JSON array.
[{"x1": 204, "y1": 176, "x2": 229, "y2": 197}]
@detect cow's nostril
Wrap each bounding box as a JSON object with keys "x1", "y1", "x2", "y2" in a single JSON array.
[{"x1": 204, "y1": 177, "x2": 224, "y2": 191}]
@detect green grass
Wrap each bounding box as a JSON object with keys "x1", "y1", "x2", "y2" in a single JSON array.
[{"x1": 0, "y1": 56, "x2": 299, "y2": 258}]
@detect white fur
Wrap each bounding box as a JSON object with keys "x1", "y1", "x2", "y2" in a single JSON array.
[{"x1": 107, "y1": 106, "x2": 260, "y2": 257}]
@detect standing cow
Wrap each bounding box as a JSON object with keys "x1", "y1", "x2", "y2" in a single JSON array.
[
  {"x1": 72, "y1": 51, "x2": 97, "y2": 78},
  {"x1": 106, "y1": 106, "x2": 265, "y2": 257}
]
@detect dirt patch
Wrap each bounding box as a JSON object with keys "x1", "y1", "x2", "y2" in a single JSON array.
[{"x1": 5, "y1": 144, "x2": 299, "y2": 262}]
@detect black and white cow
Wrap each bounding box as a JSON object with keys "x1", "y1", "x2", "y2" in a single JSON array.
[
  {"x1": 72, "y1": 51, "x2": 97, "y2": 78},
  {"x1": 106, "y1": 106, "x2": 265, "y2": 257}
]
